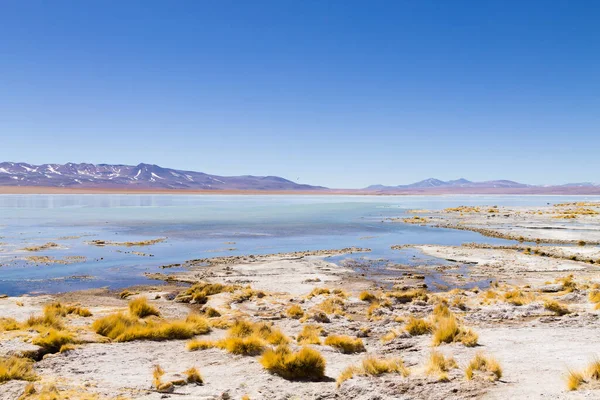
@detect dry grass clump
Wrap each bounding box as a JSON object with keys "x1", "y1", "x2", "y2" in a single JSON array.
[
  {"x1": 432, "y1": 313, "x2": 478, "y2": 347},
  {"x1": 218, "y1": 336, "x2": 266, "y2": 356},
  {"x1": 566, "y1": 369, "x2": 585, "y2": 391},
  {"x1": 231, "y1": 288, "x2": 265, "y2": 303},
  {"x1": 286, "y1": 305, "x2": 304, "y2": 319},
  {"x1": 308, "y1": 288, "x2": 330, "y2": 298},
  {"x1": 228, "y1": 320, "x2": 289, "y2": 345},
  {"x1": 32, "y1": 328, "x2": 75, "y2": 354},
  {"x1": 426, "y1": 351, "x2": 457, "y2": 382},
  {"x1": 93, "y1": 312, "x2": 209, "y2": 342},
  {"x1": 502, "y1": 290, "x2": 532, "y2": 306},
  {"x1": 0, "y1": 317, "x2": 22, "y2": 332},
  {"x1": 588, "y1": 358, "x2": 600, "y2": 380},
  {"x1": 316, "y1": 297, "x2": 345, "y2": 315},
  {"x1": 191, "y1": 319, "x2": 289, "y2": 356},
  {"x1": 324, "y1": 335, "x2": 365, "y2": 354},
  {"x1": 465, "y1": 353, "x2": 502, "y2": 381},
  {"x1": 0, "y1": 356, "x2": 36, "y2": 383},
  {"x1": 185, "y1": 367, "x2": 203, "y2": 384},
  {"x1": 565, "y1": 358, "x2": 600, "y2": 391},
  {"x1": 185, "y1": 314, "x2": 211, "y2": 334},
  {"x1": 297, "y1": 324, "x2": 322, "y2": 345},
  {"x1": 588, "y1": 290, "x2": 600, "y2": 310},
  {"x1": 203, "y1": 307, "x2": 221, "y2": 317},
  {"x1": 260, "y1": 345, "x2": 326, "y2": 380},
  {"x1": 366, "y1": 299, "x2": 392, "y2": 319},
  {"x1": 543, "y1": 299, "x2": 570, "y2": 316},
  {"x1": 175, "y1": 282, "x2": 235, "y2": 304},
  {"x1": 210, "y1": 317, "x2": 233, "y2": 329},
  {"x1": 556, "y1": 275, "x2": 577, "y2": 292},
  {"x1": 44, "y1": 302, "x2": 92, "y2": 318},
  {"x1": 387, "y1": 289, "x2": 428, "y2": 304},
  {"x1": 120, "y1": 290, "x2": 135, "y2": 299},
  {"x1": 359, "y1": 291, "x2": 377, "y2": 302},
  {"x1": 405, "y1": 317, "x2": 433, "y2": 336},
  {"x1": 152, "y1": 365, "x2": 174, "y2": 393},
  {"x1": 25, "y1": 309, "x2": 64, "y2": 330},
  {"x1": 337, "y1": 356, "x2": 409, "y2": 387},
  {"x1": 187, "y1": 339, "x2": 216, "y2": 351},
  {"x1": 128, "y1": 297, "x2": 160, "y2": 318}
]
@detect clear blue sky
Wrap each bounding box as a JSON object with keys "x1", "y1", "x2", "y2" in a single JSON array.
[{"x1": 1, "y1": 1, "x2": 598, "y2": 188}]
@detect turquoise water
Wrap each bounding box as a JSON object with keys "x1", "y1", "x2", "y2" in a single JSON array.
[{"x1": 1, "y1": 194, "x2": 598, "y2": 295}]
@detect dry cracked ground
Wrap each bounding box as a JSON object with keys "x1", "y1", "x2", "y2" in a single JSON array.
[{"x1": 2, "y1": 201, "x2": 600, "y2": 399}]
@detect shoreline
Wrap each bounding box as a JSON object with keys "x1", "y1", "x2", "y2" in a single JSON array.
[
  {"x1": 2, "y1": 186, "x2": 600, "y2": 195},
  {"x1": 2, "y1": 202, "x2": 600, "y2": 398}
]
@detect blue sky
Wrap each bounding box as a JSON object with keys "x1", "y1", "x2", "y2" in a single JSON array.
[{"x1": 1, "y1": 1, "x2": 598, "y2": 188}]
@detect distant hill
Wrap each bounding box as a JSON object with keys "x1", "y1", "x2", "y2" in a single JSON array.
[
  {"x1": 0, "y1": 162, "x2": 325, "y2": 191},
  {"x1": 364, "y1": 178, "x2": 600, "y2": 194},
  {"x1": 366, "y1": 178, "x2": 530, "y2": 190}
]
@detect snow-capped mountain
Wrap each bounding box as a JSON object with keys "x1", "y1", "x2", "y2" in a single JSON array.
[{"x1": 0, "y1": 162, "x2": 324, "y2": 191}]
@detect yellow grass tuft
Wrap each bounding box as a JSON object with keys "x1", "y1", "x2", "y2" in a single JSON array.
[
  {"x1": 185, "y1": 314, "x2": 211, "y2": 335},
  {"x1": 297, "y1": 324, "x2": 322, "y2": 345},
  {"x1": 217, "y1": 336, "x2": 266, "y2": 355},
  {"x1": 308, "y1": 288, "x2": 330, "y2": 298},
  {"x1": 556, "y1": 275, "x2": 577, "y2": 292},
  {"x1": 589, "y1": 358, "x2": 600, "y2": 381},
  {"x1": 589, "y1": 290, "x2": 600, "y2": 305},
  {"x1": 32, "y1": 328, "x2": 75, "y2": 354},
  {"x1": 362, "y1": 356, "x2": 410, "y2": 377},
  {"x1": 432, "y1": 303, "x2": 452, "y2": 321},
  {"x1": 92, "y1": 312, "x2": 208, "y2": 342},
  {"x1": 128, "y1": 297, "x2": 160, "y2": 318},
  {"x1": 185, "y1": 367, "x2": 203, "y2": 384},
  {"x1": 152, "y1": 365, "x2": 164, "y2": 388},
  {"x1": 286, "y1": 305, "x2": 304, "y2": 319},
  {"x1": 465, "y1": 353, "x2": 502, "y2": 381},
  {"x1": 227, "y1": 320, "x2": 289, "y2": 345},
  {"x1": 203, "y1": 307, "x2": 221, "y2": 317},
  {"x1": 405, "y1": 317, "x2": 433, "y2": 336},
  {"x1": 432, "y1": 314, "x2": 478, "y2": 347},
  {"x1": 260, "y1": 345, "x2": 326, "y2": 380},
  {"x1": 387, "y1": 289, "x2": 428, "y2": 304},
  {"x1": 21, "y1": 382, "x2": 36, "y2": 397},
  {"x1": 0, "y1": 317, "x2": 22, "y2": 332},
  {"x1": 210, "y1": 317, "x2": 233, "y2": 329},
  {"x1": 333, "y1": 288, "x2": 348, "y2": 298},
  {"x1": 359, "y1": 291, "x2": 377, "y2": 302},
  {"x1": 43, "y1": 302, "x2": 92, "y2": 318},
  {"x1": 26, "y1": 309, "x2": 63, "y2": 330},
  {"x1": 175, "y1": 282, "x2": 235, "y2": 304},
  {"x1": 187, "y1": 339, "x2": 216, "y2": 351},
  {"x1": 543, "y1": 299, "x2": 570, "y2": 316},
  {"x1": 566, "y1": 369, "x2": 584, "y2": 391},
  {"x1": 59, "y1": 344, "x2": 77, "y2": 353},
  {"x1": 426, "y1": 351, "x2": 457, "y2": 381},
  {"x1": 0, "y1": 356, "x2": 36, "y2": 383},
  {"x1": 338, "y1": 355, "x2": 410, "y2": 386},
  {"x1": 317, "y1": 297, "x2": 345, "y2": 315},
  {"x1": 324, "y1": 335, "x2": 365, "y2": 354}
]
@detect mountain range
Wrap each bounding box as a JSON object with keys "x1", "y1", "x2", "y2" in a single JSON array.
[
  {"x1": 0, "y1": 162, "x2": 324, "y2": 191},
  {"x1": 365, "y1": 178, "x2": 600, "y2": 194},
  {"x1": 366, "y1": 178, "x2": 532, "y2": 190},
  {"x1": 0, "y1": 162, "x2": 598, "y2": 193}
]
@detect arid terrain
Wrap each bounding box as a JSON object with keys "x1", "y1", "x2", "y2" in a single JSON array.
[{"x1": 2, "y1": 201, "x2": 600, "y2": 399}]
